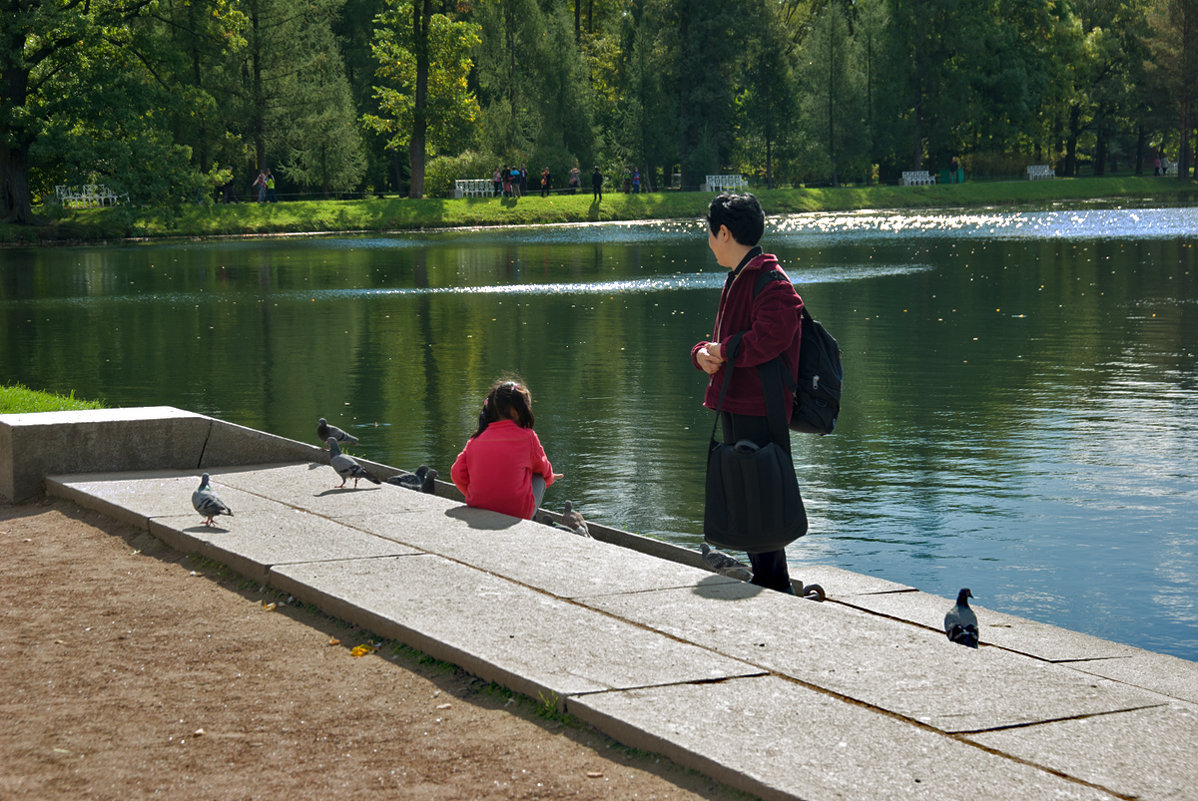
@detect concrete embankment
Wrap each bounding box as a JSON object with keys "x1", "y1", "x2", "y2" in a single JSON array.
[{"x1": 3, "y1": 408, "x2": 1196, "y2": 801}]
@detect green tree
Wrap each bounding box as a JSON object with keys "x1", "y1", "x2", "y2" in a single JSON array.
[
  {"x1": 1145, "y1": 0, "x2": 1198, "y2": 178},
  {"x1": 673, "y1": 0, "x2": 750, "y2": 185},
  {"x1": 798, "y1": 1, "x2": 859, "y2": 185},
  {"x1": 278, "y1": 45, "x2": 367, "y2": 195},
  {"x1": 366, "y1": 0, "x2": 480, "y2": 197},
  {"x1": 228, "y1": 0, "x2": 356, "y2": 183},
  {"x1": 1, "y1": 0, "x2": 161, "y2": 223},
  {"x1": 732, "y1": 1, "x2": 799, "y2": 187}
]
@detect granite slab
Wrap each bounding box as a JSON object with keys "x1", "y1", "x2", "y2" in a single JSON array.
[
  {"x1": 570, "y1": 675, "x2": 1122, "y2": 801},
  {"x1": 269, "y1": 555, "x2": 765, "y2": 705},
  {"x1": 837, "y1": 588, "x2": 1141, "y2": 662},
  {"x1": 967, "y1": 702, "x2": 1198, "y2": 801},
  {"x1": 578, "y1": 582, "x2": 1165, "y2": 733},
  {"x1": 341, "y1": 511, "x2": 741, "y2": 598}
]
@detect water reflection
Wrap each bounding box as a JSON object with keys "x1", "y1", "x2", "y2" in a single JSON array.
[{"x1": 1, "y1": 207, "x2": 1196, "y2": 659}]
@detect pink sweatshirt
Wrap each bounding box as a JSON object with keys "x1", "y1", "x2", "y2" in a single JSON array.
[{"x1": 450, "y1": 419, "x2": 556, "y2": 519}]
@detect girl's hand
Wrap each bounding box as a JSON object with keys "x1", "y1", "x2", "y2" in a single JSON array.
[{"x1": 552, "y1": 473, "x2": 564, "y2": 480}]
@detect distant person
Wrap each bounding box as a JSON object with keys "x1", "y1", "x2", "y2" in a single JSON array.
[
  {"x1": 502, "y1": 165, "x2": 512, "y2": 197},
  {"x1": 622, "y1": 165, "x2": 631, "y2": 193},
  {"x1": 1154, "y1": 155, "x2": 1162, "y2": 176},
  {"x1": 252, "y1": 169, "x2": 267, "y2": 203},
  {"x1": 520, "y1": 164, "x2": 529, "y2": 196},
  {"x1": 541, "y1": 166, "x2": 551, "y2": 197},
  {"x1": 493, "y1": 166, "x2": 502, "y2": 196},
  {"x1": 450, "y1": 379, "x2": 562, "y2": 520},
  {"x1": 509, "y1": 165, "x2": 521, "y2": 198},
  {"x1": 592, "y1": 166, "x2": 603, "y2": 201},
  {"x1": 265, "y1": 169, "x2": 277, "y2": 202},
  {"x1": 632, "y1": 167, "x2": 640, "y2": 194},
  {"x1": 568, "y1": 165, "x2": 580, "y2": 194},
  {"x1": 220, "y1": 166, "x2": 237, "y2": 203}
]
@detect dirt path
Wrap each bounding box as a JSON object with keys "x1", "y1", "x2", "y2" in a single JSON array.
[{"x1": 0, "y1": 498, "x2": 753, "y2": 801}]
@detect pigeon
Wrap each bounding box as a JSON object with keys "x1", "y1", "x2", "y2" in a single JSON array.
[
  {"x1": 385, "y1": 465, "x2": 438, "y2": 494},
  {"x1": 328, "y1": 437, "x2": 380, "y2": 488},
  {"x1": 560, "y1": 500, "x2": 590, "y2": 537},
  {"x1": 317, "y1": 417, "x2": 358, "y2": 448},
  {"x1": 944, "y1": 588, "x2": 980, "y2": 648},
  {"x1": 192, "y1": 473, "x2": 233, "y2": 527},
  {"x1": 700, "y1": 543, "x2": 752, "y2": 581}
]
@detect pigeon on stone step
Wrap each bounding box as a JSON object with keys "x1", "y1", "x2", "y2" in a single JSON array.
[
  {"x1": 386, "y1": 465, "x2": 438, "y2": 494},
  {"x1": 700, "y1": 543, "x2": 751, "y2": 581},
  {"x1": 560, "y1": 500, "x2": 590, "y2": 537},
  {"x1": 192, "y1": 473, "x2": 233, "y2": 527},
  {"x1": 328, "y1": 437, "x2": 380, "y2": 488},
  {"x1": 944, "y1": 588, "x2": 980, "y2": 648},
  {"x1": 317, "y1": 417, "x2": 358, "y2": 447}
]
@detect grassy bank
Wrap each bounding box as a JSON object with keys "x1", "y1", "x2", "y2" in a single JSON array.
[
  {"x1": 0, "y1": 384, "x2": 104, "y2": 414},
  {"x1": 3, "y1": 175, "x2": 1194, "y2": 244}
]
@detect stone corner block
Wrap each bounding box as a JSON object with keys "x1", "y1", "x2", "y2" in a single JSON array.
[{"x1": 0, "y1": 406, "x2": 210, "y2": 503}]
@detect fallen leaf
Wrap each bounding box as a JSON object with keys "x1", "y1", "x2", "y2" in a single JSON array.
[
  {"x1": 586, "y1": 771, "x2": 604, "y2": 779},
  {"x1": 350, "y1": 644, "x2": 376, "y2": 657},
  {"x1": 194, "y1": 728, "x2": 205, "y2": 736},
  {"x1": 328, "y1": 637, "x2": 341, "y2": 646},
  {"x1": 262, "y1": 602, "x2": 277, "y2": 612},
  {"x1": 435, "y1": 703, "x2": 451, "y2": 710}
]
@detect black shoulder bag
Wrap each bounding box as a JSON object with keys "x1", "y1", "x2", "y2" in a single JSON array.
[{"x1": 703, "y1": 332, "x2": 808, "y2": 553}]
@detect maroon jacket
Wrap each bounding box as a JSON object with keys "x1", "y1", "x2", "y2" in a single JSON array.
[{"x1": 691, "y1": 252, "x2": 803, "y2": 417}]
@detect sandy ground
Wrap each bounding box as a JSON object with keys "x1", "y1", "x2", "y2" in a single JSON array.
[{"x1": 0, "y1": 498, "x2": 754, "y2": 801}]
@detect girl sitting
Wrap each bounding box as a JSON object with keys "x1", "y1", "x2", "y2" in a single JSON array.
[{"x1": 451, "y1": 379, "x2": 561, "y2": 519}]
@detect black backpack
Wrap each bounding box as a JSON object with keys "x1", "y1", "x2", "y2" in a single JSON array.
[{"x1": 753, "y1": 269, "x2": 843, "y2": 435}]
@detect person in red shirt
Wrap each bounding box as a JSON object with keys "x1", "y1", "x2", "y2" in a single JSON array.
[
  {"x1": 451, "y1": 379, "x2": 561, "y2": 519},
  {"x1": 691, "y1": 193, "x2": 803, "y2": 593}
]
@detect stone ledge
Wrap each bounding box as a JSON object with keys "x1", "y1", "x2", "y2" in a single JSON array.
[{"x1": 0, "y1": 406, "x2": 325, "y2": 503}]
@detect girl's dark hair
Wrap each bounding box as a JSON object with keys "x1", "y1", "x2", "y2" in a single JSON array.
[{"x1": 472, "y1": 379, "x2": 535, "y2": 438}]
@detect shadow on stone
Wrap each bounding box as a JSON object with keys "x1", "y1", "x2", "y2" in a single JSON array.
[{"x1": 444, "y1": 505, "x2": 521, "y2": 531}]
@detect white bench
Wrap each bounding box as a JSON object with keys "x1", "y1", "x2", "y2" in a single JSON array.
[
  {"x1": 900, "y1": 170, "x2": 935, "y2": 186},
  {"x1": 454, "y1": 178, "x2": 494, "y2": 199},
  {"x1": 704, "y1": 174, "x2": 748, "y2": 193},
  {"x1": 54, "y1": 184, "x2": 126, "y2": 207},
  {"x1": 1162, "y1": 160, "x2": 1178, "y2": 176},
  {"x1": 1026, "y1": 164, "x2": 1055, "y2": 180}
]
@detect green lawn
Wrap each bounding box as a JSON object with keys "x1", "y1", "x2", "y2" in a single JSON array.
[
  {"x1": 0, "y1": 383, "x2": 104, "y2": 414},
  {"x1": 2, "y1": 175, "x2": 1193, "y2": 244}
]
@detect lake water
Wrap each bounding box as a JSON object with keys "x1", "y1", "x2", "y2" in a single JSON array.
[{"x1": 2, "y1": 206, "x2": 1196, "y2": 660}]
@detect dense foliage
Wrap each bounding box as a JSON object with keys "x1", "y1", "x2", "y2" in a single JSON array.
[{"x1": 2, "y1": 0, "x2": 1195, "y2": 222}]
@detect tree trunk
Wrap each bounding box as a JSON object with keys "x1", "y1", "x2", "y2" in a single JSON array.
[
  {"x1": 1, "y1": 48, "x2": 34, "y2": 224},
  {"x1": 251, "y1": 7, "x2": 267, "y2": 172},
  {"x1": 408, "y1": 0, "x2": 431, "y2": 199},
  {"x1": 1, "y1": 141, "x2": 34, "y2": 225},
  {"x1": 1135, "y1": 120, "x2": 1146, "y2": 175},
  {"x1": 1065, "y1": 104, "x2": 1080, "y2": 178}
]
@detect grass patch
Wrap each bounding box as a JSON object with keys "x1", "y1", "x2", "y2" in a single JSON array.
[
  {"x1": 3, "y1": 175, "x2": 1193, "y2": 244},
  {"x1": 0, "y1": 383, "x2": 104, "y2": 414}
]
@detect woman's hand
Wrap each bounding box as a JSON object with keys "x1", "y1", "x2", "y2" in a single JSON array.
[{"x1": 696, "y1": 343, "x2": 724, "y2": 375}]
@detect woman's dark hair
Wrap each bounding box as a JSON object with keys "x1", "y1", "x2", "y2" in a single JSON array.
[
  {"x1": 707, "y1": 192, "x2": 764, "y2": 246},
  {"x1": 472, "y1": 379, "x2": 535, "y2": 438}
]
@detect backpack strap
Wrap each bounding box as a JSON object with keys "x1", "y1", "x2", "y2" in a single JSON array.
[
  {"x1": 709, "y1": 332, "x2": 745, "y2": 442},
  {"x1": 751, "y1": 268, "x2": 797, "y2": 450}
]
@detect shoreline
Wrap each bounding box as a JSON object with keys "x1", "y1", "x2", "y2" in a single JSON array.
[{"x1": 4, "y1": 175, "x2": 1194, "y2": 246}]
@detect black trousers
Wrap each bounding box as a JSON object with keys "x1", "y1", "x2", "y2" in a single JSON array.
[{"x1": 719, "y1": 410, "x2": 796, "y2": 594}]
